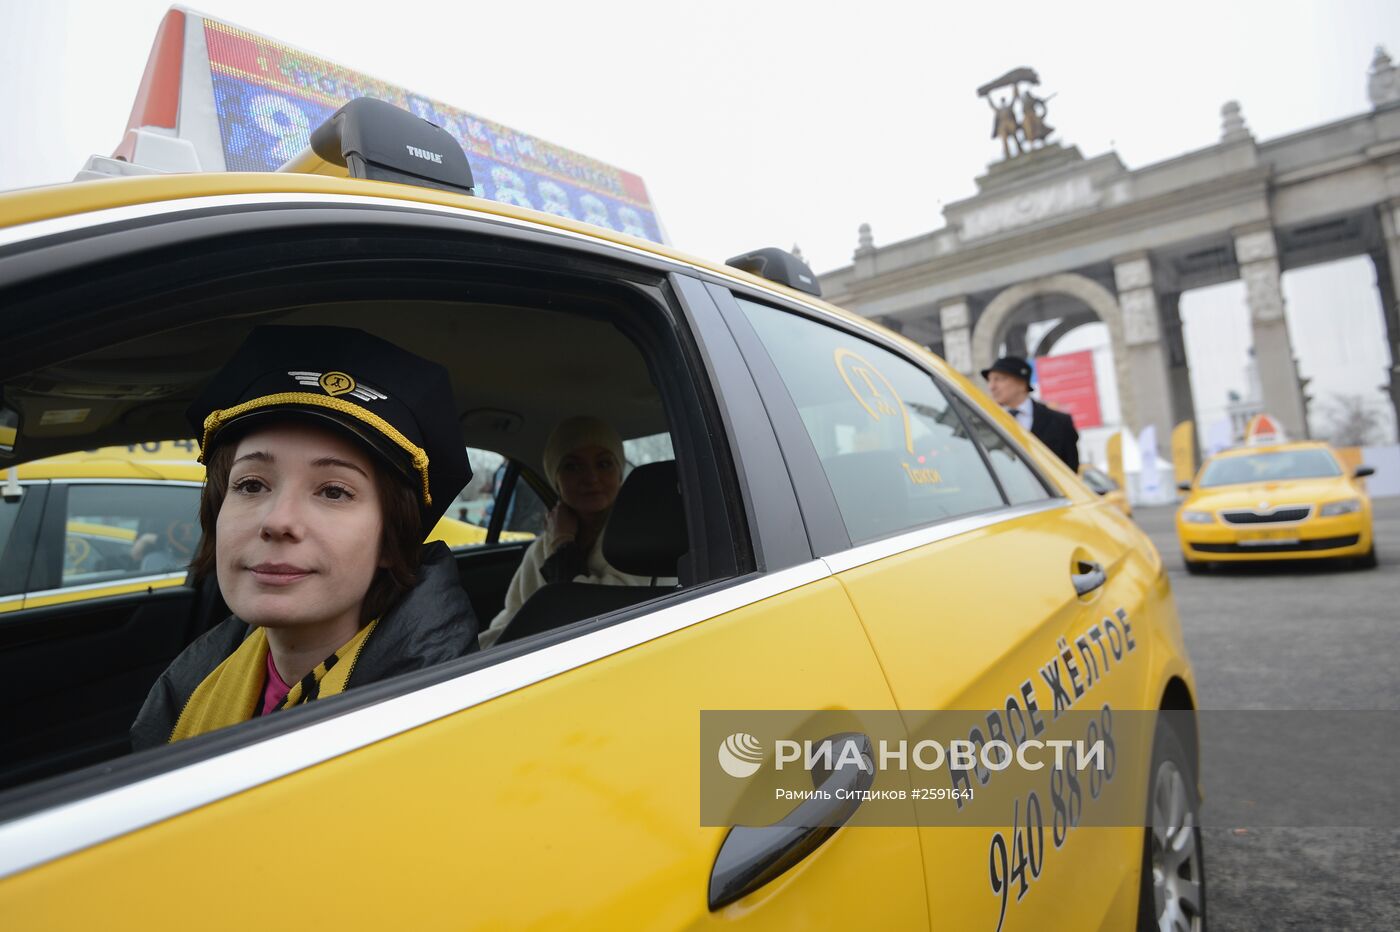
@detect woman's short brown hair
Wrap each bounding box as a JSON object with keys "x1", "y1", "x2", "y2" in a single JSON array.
[{"x1": 190, "y1": 434, "x2": 423, "y2": 624}]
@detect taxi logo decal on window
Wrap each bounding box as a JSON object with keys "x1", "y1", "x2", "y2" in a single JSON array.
[
  {"x1": 287, "y1": 371, "x2": 390, "y2": 402},
  {"x1": 833, "y1": 348, "x2": 914, "y2": 454}
]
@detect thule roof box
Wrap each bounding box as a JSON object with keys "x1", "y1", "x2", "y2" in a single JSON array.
[
  {"x1": 725, "y1": 247, "x2": 821, "y2": 297},
  {"x1": 279, "y1": 98, "x2": 476, "y2": 196}
]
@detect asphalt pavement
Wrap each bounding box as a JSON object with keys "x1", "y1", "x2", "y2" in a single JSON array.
[{"x1": 1132, "y1": 497, "x2": 1400, "y2": 930}]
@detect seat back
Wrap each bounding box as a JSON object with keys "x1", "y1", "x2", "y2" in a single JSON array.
[{"x1": 497, "y1": 461, "x2": 686, "y2": 645}]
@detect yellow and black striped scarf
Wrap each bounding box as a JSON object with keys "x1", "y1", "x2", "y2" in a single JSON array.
[{"x1": 169, "y1": 619, "x2": 378, "y2": 744}]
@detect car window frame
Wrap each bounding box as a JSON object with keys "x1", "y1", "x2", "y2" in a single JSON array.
[
  {"x1": 40, "y1": 478, "x2": 203, "y2": 595},
  {"x1": 0, "y1": 195, "x2": 814, "y2": 837},
  {"x1": 941, "y1": 390, "x2": 1059, "y2": 505},
  {"x1": 0, "y1": 481, "x2": 49, "y2": 601}
]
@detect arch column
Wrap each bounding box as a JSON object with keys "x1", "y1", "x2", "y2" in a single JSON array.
[
  {"x1": 1157, "y1": 290, "x2": 1199, "y2": 438},
  {"x1": 1113, "y1": 255, "x2": 1178, "y2": 445},
  {"x1": 939, "y1": 299, "x2": 974, "y2": 376},
  {"x1": 1375, "y1": 200, "x2": 1400, "y2": 439},
  {"x1": 1235, "y1": 227, "x2": 1309, "y2": 439}
]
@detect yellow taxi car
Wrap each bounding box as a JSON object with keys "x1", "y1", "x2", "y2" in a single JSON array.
[
  {"x1": 0, "y1": 97, "x2": 1202, "y2": 931},
  {"x1": 1176, "y1": 440, "x2": 1377, "y2": 573},
  {"x1": 0, "y1": 442, "x2": 512, "y2": 615}
]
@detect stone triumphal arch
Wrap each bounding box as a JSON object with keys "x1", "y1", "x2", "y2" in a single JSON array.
[{"x1": 819, "y1": 50, "x2": 1400, "y2": 446}]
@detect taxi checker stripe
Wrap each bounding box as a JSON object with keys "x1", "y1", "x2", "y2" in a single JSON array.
[{"x1": 201, "y1": 392, "x2": 432, "y2": 506}]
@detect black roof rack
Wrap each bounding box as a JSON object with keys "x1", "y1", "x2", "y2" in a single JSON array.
[
  {"x1": 725, "y1": 247, "x2": 821, "y2": 297},
  {"x1": 281, "y1": 97, "x2": 475, "y2": 196}
]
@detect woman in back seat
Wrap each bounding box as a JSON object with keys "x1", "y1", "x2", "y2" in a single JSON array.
[{"x1": 478, "y1": 416, "x2": 651, "y2": 649}]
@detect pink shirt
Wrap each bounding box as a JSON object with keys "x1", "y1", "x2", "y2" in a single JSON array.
[{"x1": 261, "y1": 651, "x2": 293, "y2": 716}]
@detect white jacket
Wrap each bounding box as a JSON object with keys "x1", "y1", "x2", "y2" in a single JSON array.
[{"x1": 479, "y1": 532, "x2": 669, "y2": 649}]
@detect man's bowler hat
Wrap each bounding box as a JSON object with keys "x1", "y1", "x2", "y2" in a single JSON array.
[{"x1": 980, "y1": 355, "x2": 1035, "y2": 390}]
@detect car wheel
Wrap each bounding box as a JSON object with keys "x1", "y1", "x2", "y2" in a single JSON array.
[
  {"x1": 1182, "y1": 555, "x2": 1206, "y2": 576},
  {"x1": 1354, "y1": 547, "x2": 1378, "y2": 570},
  {"x1": 1137, "y1": 717, "x2": 1206, "y2": 932}
]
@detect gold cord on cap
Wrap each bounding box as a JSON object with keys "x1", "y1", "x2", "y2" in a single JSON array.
[{"x1": 201, "y1": 392, "x2": 432, "y2": 506}]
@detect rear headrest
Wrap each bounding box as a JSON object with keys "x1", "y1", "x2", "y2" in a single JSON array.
[{"x1": 602, "y1": 460, "x2": 687, "y2": 578}]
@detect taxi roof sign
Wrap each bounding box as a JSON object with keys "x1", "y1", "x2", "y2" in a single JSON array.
[
  {"x1": 110, "y1": 7, "x2": 663, "y2": 241},
  {"x1": 1244, "y1": 413, "x2": 1286, "y2": 445}
]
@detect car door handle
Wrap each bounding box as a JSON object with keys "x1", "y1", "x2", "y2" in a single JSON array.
[
  {"x1": 708, "y1": 732, "x2": 875, "y2": 911},
  {"x1": 1071, "y1": 560, "x2": 1107, "y2": 596}
]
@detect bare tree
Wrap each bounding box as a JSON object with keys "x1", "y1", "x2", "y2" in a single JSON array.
[{"x1": 1319, "y1": 393, "x2": 1384, "y2": 447}]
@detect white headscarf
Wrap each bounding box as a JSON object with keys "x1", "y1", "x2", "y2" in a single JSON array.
[{"x1": 541, "y1": 416, "x2": 624, "y2": 492}]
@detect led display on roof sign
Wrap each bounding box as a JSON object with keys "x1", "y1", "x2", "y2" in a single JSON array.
[{"x1": 121, "y1": 10, "x2": 663, "y2": 243}]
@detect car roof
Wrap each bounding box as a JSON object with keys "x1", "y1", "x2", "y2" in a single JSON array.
[
  {"x1": 1208, "y1": 440, "x2": 1333, "y2": 461},
  {"x1": 16, "y1": 452, "x2": 204, "y2": 482},
  {"x1": 1, "y1": 172, "x2": 860, "y2": 320}
]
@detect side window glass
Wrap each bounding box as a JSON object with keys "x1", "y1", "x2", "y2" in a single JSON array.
[
  {"x1": 438, "y1": 448, "x2": 544, "y2": 547},
  {"x1": 624, "y1": 432, "x2": 674, "y2": 472},
  {"x1": 947, "y1": 395, "x2": 1053, "y2": 505},
  {"x1": 61, "y1": 484, "x2": 201, "y2": 587},
  {"x1": 501, "y1": 474, "x2": 547, "y2": 538},
  {"x1": 737, "y1": 298, "x2": 1004, "y2": 543}
]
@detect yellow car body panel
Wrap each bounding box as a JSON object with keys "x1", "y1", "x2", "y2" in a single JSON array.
[
  {"x1": 836, "y1": 499, "x2": 1187, "y2": 930},
  {"x1": 1, "y1": 580, "x2": 930, "y2": 930},
  {"x1": 1177, "y1": 442, "x2": 1373, "y2": 562},
  {"x1": 1102, "y1": 488, "x2": 1132, "y2": 518},
  {"x1": 15, "y1": 456, "x2": 205, "y2": 483}
]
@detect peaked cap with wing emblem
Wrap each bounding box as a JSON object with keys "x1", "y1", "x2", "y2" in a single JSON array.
[{"x1": 188, "y1": 325, "x2": 470, "y2": 530}]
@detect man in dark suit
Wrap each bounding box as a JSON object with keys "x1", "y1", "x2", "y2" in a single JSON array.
[{"x1": 981, "y1": 356, "x2": 1080, "y2": 471}]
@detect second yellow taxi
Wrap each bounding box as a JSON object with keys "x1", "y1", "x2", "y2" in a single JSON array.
[{"x1": 1176, "y1": 440, "x2": 1377, "y2": 572}]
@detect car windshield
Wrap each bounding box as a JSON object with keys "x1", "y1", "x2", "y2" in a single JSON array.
[{"x1": 1198, "y1": 449, "x2": 1342, "y2": 487}]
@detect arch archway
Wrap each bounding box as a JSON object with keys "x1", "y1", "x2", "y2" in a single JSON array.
[
  {"x1": 1031, "y1": 311, "x2": 1098, "y2": 359},
  {"x1": 972, "y1": 273, "x2": 1135, "y2": 429}
]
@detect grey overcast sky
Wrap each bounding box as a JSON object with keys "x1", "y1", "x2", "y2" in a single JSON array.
[{"x1": 2, "y1": 0, "x2": 1399, "y2": 449}]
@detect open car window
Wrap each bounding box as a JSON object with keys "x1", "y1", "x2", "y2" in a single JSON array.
[{"x1": 0, "y1": 213, "x2": 747, "y2": 803}]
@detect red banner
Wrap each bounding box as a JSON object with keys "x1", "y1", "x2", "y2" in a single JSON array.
[{"x1": 1034, "y1": 350, "x2": 1102, "y2": 429}]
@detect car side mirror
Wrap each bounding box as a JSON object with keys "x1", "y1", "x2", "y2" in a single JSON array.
[
  {"x1": 1176, "y1": 481, "x2": 1192, "y2": 492},
  {"x1": 1354, "y1": 465, "x2": 1375, "y2": 478}
]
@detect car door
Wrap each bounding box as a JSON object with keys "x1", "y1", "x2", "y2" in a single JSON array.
[
  {"x1": 1, "y1": 479, "x2": 205, "y2": 788},
  {"x1": 0, "y1": 204, "x2": 928, "y2": 927},
  {"x1": 717, "y1": 288, "x2": 1151, "y2": 932}
]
